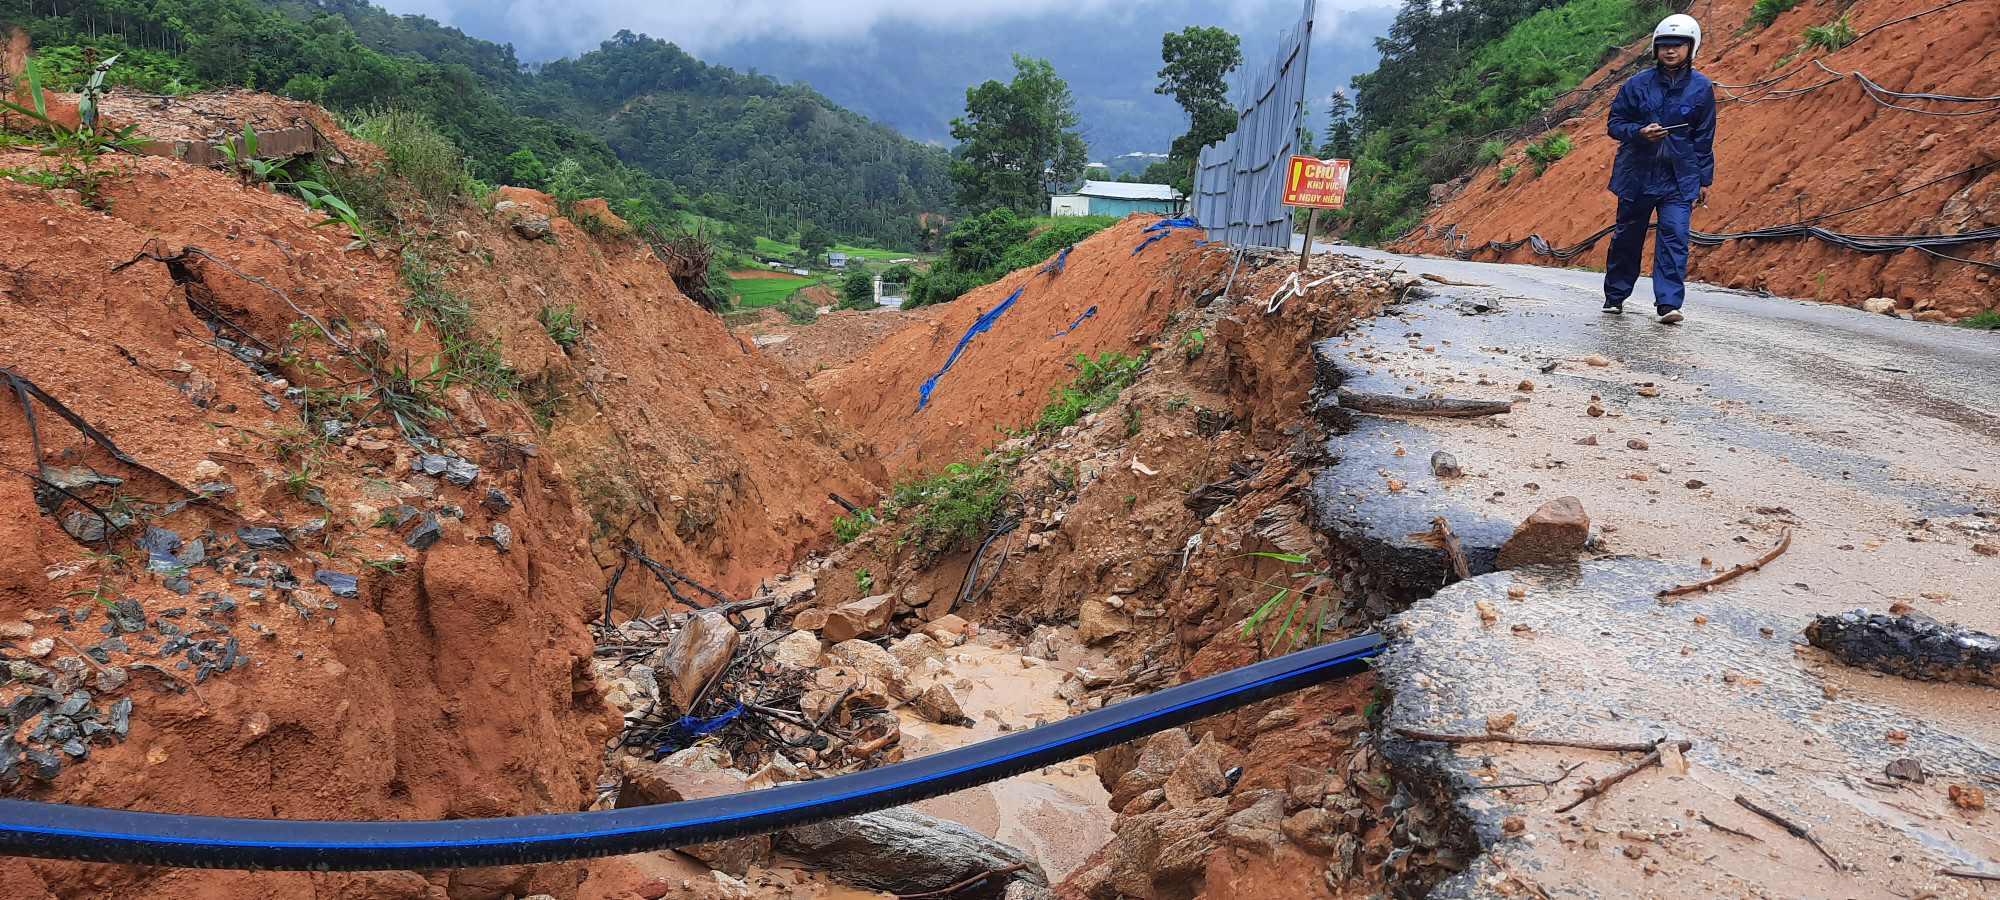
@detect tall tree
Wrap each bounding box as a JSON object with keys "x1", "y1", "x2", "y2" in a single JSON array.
[
  {"x1": 1319, "y1": 89, "x2": 1359, "y2": 160},
  {"x1": 1156, "y1": 25, "x2": 1243, "y2": 193},
  {"x1": 948, "y1": 54, "x2": 1089, "y2": 214}
]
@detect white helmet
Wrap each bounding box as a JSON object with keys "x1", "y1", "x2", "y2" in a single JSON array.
[{"x1": 1654, "y1": 14, "x2": 1702, "y2": 57}]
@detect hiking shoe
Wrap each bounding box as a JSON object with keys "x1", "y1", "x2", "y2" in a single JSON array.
[
  {"x1": 1601, "y1": 301, "x2": 1624, "y2": 315},
  {"x1": 1657, "y1": 308, "x2": 1684, "y2": 324}
]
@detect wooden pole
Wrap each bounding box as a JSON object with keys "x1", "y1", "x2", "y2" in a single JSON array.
[{"x1": 1298, "y1": 208, "x2": 1320, "y2": 272}]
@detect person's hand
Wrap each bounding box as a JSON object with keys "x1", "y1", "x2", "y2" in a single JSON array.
[
  {"x1": 1698, "y1": 187, "x2": 1710, "y2": 207},
  {"x1": 1639, "y1": 123, "x2": 1669, "y2": 141}
]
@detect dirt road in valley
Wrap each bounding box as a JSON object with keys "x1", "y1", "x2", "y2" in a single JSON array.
[{"x1": 1308, "y1": 245, "x2": 1999, "y2": 898}]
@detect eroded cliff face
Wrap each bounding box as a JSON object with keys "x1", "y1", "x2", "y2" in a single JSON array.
[
  {"x1": 0, "y1": 93, "x2": 880, "y2": 896},
  {"x1": 416, "y1": 187, "x2": 884, "y2": 612},
  {"x1": 1399, "y1": 0, "x2": 2000, "y2": 319}
]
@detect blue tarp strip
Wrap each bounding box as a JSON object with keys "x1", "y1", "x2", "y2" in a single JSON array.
[
  {"x1": 918, "y1": 285, "x2": 1025, "y2": 411},
  {"x1": 1051, "y1": 305, "x2": 1097, "y2": 338},
  {"x1": 1132, "y1": 216, "x2": 1202, "y2": 255},
  {"x1": 916, "y1": 245, "x2": 1074, "y2": 411}
]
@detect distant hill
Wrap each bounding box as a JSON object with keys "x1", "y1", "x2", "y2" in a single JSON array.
[
  {"x1": 524, "y1": 32, "x2": 949, "y2": 245},
  {"x1": 701, "y1": 3, "x2": 1398, "y2": 157},
  {"x1": 2, "y1": 0, "x2": 952, "y2": 247}
]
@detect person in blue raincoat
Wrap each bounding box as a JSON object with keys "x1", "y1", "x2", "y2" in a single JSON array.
[{"x1": 1602, "y1": 14, "x2": 1715, "y2": 324}]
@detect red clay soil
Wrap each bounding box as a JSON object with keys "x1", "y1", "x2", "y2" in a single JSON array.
[
  {"x1": 0, "y1": 109, "x2": 875, "y2": 896},
  {"x1": 1398, "y1": 0, "x2": 2000, "y2": 318},
  {"x1": 736, "y1": 307, "x2": 926, "y2": 381},
  {"x1": 726, "y1": 270, "x2": 807, "y2": 279},
  {"x1": 413, "y1": 192, "x2": 881, "y2": 616},
  {"x1": 808, "y1": 216, "x2": 1211, "y2": 474},
  {"x1": 0, "y1": 152, "x2": 615, "y2": 899}
]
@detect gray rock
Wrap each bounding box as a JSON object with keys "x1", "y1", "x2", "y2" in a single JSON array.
[
  {"x1": 193, "y1": 481, "x2": 235, "y2": 494},
  {"x1": 176, "y1": 539, "x2": 206, "y2": 568},
  {"x1": 406, "y1": 514, "x2": 443, "y2": 551},
  {"x1": 484, "y1": 488, "x2": 513, "y2": 513},
  {"x1": 314, "y1": 570, "x2": 360, "y2": 599},
  {"x1": 417, "y1": 455, "x2": 450, "y2": 476},
  {"x1": 443, "y1": 456, "x2": 480, "y2": 486},
  {"x1": 513, "y1": 215, "x2": 552, "y2": 240},
  {"x1": 778, "y1": 808, "x2": 1045, "y2": 896},
  {"x1": 235, "y1": 527, "x2": 291, "y2": 552},
  {"x1": 289, "y1": 518, "x2": 326, "y2": 543},
  {"x1": 1430, "y1": 449, "x2": 1462, "y2": 478},
  {"x1": 489, "y1": 522, "x2": 513, "y2": 552},
  {"x1": 62, "y1": 511, "x2": 106, "y2": 543}
]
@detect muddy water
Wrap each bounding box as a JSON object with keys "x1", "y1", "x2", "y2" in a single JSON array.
[{"x1": 901, "y1": 633, "x2": 1117, "y2": 881}]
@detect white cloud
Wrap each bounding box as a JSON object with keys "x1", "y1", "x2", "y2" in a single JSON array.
[{"x1": 387, "y1": 0, "x2": 1386, "y2": 61}]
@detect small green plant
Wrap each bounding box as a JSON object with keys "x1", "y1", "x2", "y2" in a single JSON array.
[
  {"x1": 539, "y1": 305, "x2": 584, "y2": 349},
  {"x1": 0, "y1": 53, "x2": 146, "y2": 158},
  {"x1": 855, "y1": 568, "x2": 874, "y2": 593},
  {"x1": 1165, "y1": 393, "x2": 1190, "y2": 412},
  {"x1": 1180, "y1": 329, "x2": 1207, "y2": 361},
  {"x1": 1476, "y1": 140, "x2": 1507, "y2": 166},
  {"x1": 0, "y1": 160, "x2": 125, "y2": 209},
  {"x1": 774, "y1": 289, "x2": 820, "y2": 324},
  {"x1": 1123, "y1": 405, "x2": 1143, "y2": 437},
  {"x1": 1773, "y1": 51, "x2": 1800, "y2": 70},
  {"x1": 1959, "y1": 310, "x2": 2000, "y2": 330},
  {"x1": 832, "y1": 508, "x2": 877, "y2": 542},
  {"x1": 1498, "y1": 164, "x2": 1520, "y2": 186},
  {"x1": 888, "y1": 459, "x2": 1014, "y2": 558},
  {"x1": 1748, "y1": 0, "x2": 1798, "y2": 28},
  {"x1": 1024, "y1": 350, "x2": 1151, "y2": 434},
  {"x1": 219, "y1": 124, "x2": 302, "y2": 185},
  {"x1": 290, "y1": 179, "x2": 370, "y2": 249},
  {"x1": 1802, "y1": 13, "x2": 1858, "y2": 53},
  {"x1": 1524, "y1": 131, "x2": 1573, "y2": 178},
  {"x1": 348, "y1": 107, "x2": 472, "y2": 203},
  {"x1": 1813, "y1": 270, "x2": 1830, "y2": 300},
  {"x1": 1122, "y1": 493, "x2": 1137, "y2": 510},
  {"x1": 398, "y1": 249, "x2": 517, "y2": 395},
  {"x1": 1235, "y1": 552, "x2": 1342, "y2": 652}
]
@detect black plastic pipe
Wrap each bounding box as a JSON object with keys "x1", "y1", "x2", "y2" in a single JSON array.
[{"x1": 0, "y1": 633, "x2": 1384, "y2": 871}]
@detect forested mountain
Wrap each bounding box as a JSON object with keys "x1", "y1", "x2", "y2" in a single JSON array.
[
  {"x1": 525, "y1": 32, "x2": 949, "y2": 246},
  {"x1": 0, "y1": 0, "x2": 952, "y2": 248}
]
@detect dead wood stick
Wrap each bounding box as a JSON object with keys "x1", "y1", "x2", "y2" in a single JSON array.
[
  {"x1": 1422, "y1": 273, "x2": 1491, "y2": 287},
  {"x1": 1335, "y1": 386, "x2": 1513, "y2": 418},
  {"x1": 645, "y1": 595, "x2": 779, "y2": 627},
  {"x1": 1940, "y1": 869, "x2": 2000, "y2": 883},
  {"x1": 56, "y1": 635, "x2": 117, "y2": 677},
  {"x1": 1408, "y1": 516, "x2": 1471, "y2": 581},
  {"x1": 1733, "y1": 794, "x2": 1844, "y2": 872},
  {"x1": 892, "y1": 863, "x2": 1029, "y2": 899},
  {"x1": 1554, "y1": 741, "x2": 1690, "y2": 813},
  {"x1": 1697, "y1": 815, "x2": 1763, "y2": 841},
  {"x1": 1658, "y1": 528, "x2": 1792, "y2": 597},
  {"x1": 1393, "y1": 726, "x2": 1657, "y2": 753}
]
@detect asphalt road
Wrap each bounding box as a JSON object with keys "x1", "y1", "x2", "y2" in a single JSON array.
[{"x1": 1300, "y1": 243, "x2": 2000, "y2": 898}]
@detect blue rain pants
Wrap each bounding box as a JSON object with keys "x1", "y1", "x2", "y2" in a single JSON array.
[{"x1": 1603, "y1": 191, "x2": 1692, "y2": 311}]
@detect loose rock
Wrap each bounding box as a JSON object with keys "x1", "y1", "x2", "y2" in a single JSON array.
[{"x1": 1495, "y1": 497, "x2": 1591, "y2": 568}]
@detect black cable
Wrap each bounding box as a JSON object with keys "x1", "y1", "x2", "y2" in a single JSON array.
[{"x1": 0, "y1": 634, "x2": 1386, "y2": 870}]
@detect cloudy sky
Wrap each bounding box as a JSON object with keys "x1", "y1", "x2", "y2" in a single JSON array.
[{"x1": 373, "y1": 0, "x2": 1398, "y2": 153}]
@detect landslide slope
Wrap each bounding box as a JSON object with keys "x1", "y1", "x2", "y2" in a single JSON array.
[
  {"x1": 809, "y1": 218, "x2": 1217, "y2": 474},
  {"x1": 0, "y1": 102, "x2": 875, "y2": 897},
  {"x1": 1397, "y1": 0, "x2": 2000, "y2": 318}
]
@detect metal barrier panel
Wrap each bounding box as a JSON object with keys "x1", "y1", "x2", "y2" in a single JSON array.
[{"x1": 1192, "y1": 0, "x2": 1314, "y2": 249}]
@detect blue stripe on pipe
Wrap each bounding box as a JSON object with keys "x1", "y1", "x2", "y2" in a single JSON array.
[{"x1": 0, "y1": 635, "x2": 1383, "y2": 868}]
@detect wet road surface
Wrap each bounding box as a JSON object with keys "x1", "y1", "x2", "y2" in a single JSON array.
[{"x1": 1303, "y1": 245, "x2": 2000, "y2": 899}]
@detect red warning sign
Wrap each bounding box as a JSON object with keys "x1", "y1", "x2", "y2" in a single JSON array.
[{"x1": 1282, "y1": 156, "x2": 1351, "y2": 209}]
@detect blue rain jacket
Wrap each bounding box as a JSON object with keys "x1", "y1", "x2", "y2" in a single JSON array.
[{"x1": 1606, "y1": 66, "x2": 1716, "y2": 202}]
